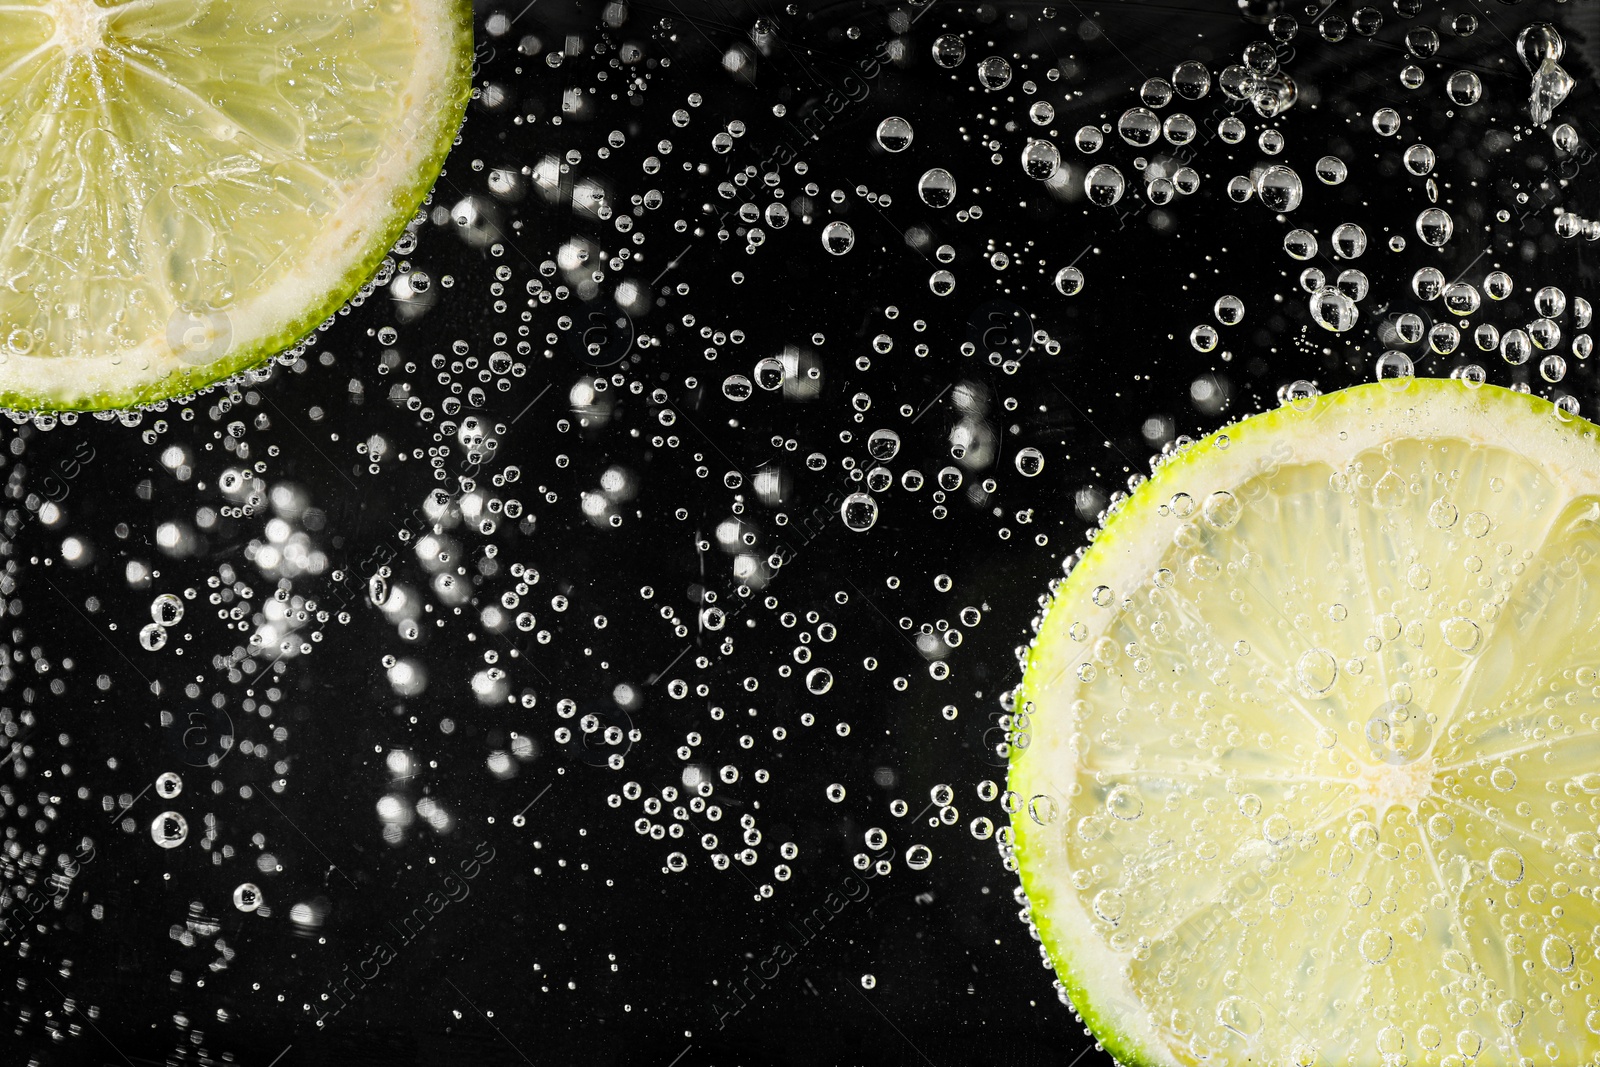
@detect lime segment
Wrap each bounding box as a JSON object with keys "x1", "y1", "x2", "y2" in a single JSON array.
[
  {"x1": 0, "y1": 0, "x2": 472, "y2": 411},
  {"x1": 1011, "y1": 380, "x2": 1600, "y2": 1067}
]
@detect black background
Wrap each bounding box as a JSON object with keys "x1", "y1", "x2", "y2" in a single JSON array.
[{"x1": 3, "y1": 0, "x2": 1599, "y2": 1065}]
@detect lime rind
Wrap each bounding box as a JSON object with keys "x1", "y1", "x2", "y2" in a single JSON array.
[
  {"x1": 1009, "y1": 378, "x2": 1600, "y2": 1067},
  {"x1": 0, "y1": 0, "x2": 474, "y2": 413}
]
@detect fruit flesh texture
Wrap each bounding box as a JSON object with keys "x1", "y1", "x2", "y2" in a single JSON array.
[
  {"x1": 1012, "y1": 381, "x2": 1600, "y2": 1067},
  {"x1": 0, "y1": 0, "x2": 471, "y2": 410}
]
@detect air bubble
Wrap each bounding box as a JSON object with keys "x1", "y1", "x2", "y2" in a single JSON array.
[
  {"x1": 1283, "y1": 229, "x2": 1318, "y2": 261},
  {"x1": 977, "y1": 56, "x2": 1011, "y2": 90},
  {"x1": 931, "y1": 34, "x2": 966, "y2": 68},
  {"x1": 150, "y1": 593, "x2": 184, "y2": 627},
  {"x1": 839, "y1": 493, "x2": 878, "y2": 532},
  {"x1": 821, "y1": 222, "x2": 855, "y2": 255},
  {"x1": 1106, "y1": 784, "x2": 1143, "y2": 820},
  {"x1": 1084, "y1": 164, "x2": 1126, "y2": 207},
  {"x1": 1296, "y1": 648, "x2": 1338, "y2": 695},
  {"x1": 1021, "y1": 139, "x2": 1060, "y2": 179},
  {"x1": 1255, "y1": 165, "x2": 1303, "y2": 211},
  {"x1": 1314, "y1": 155, "x2": 1347, "y2": 184},
  {"x1": 150, "y1": 811, "x2": 188, "y2": 849},
  {"x1": 1489, "y1": 846, "x2": 1525, "y2": 885},
  {"x1": 875, "y1": 116, "x2": 913, "y2": 152},
  {"x1": 1415, "y1": 207, "x2": 1453, "y2": 247},
  {"x1": 917, "y1": 168, "x2": 956, "y2": 208}
]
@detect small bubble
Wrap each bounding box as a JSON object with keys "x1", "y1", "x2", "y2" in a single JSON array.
[
  {"x1": 1028, "y1": 794, "x2": 1059, "y2": 824},
  {"x1": 1202, "y1": 490, "x2": 1241, "y2": 528},
  {"x1": 1106, "y1": 784, "x2": 1143, "y2": 820},
  {"x1": 839, "y1": 492, "x2": 879, "y2": 532},
  {"x1": 931, "y1": 34, "x2": 966, "y2": 68},
  {"x1": 1416, "y1": 207, "x2": 1453, "y2": 247},
  {"x1": 1359, "y1": 930, "x2": 1393, "y2": 965},
  {"x1": 1084, "y1": 164, "x2": 1126, "y2": 207},
  {"x1": 150, "y1": 593, "x2": 184, "y2": 627},
  {"x1": 976, "y1": 56, "x2": 1012, "y2": 90},
  {"x1": 917, "y1": 168, "x2": 956, "y2": 208},
  {"x1": 1255, "y1": 164, "x2": 1303, "y2": 211},
  {"x1": 1489, "y1": 846, "x2": 1525, "y2": 886},
  {"x1": 1441, "y1": 616, "x2": 1481, "y2": 653},
  {"x1": 1296, "y1": 648, "x2": 1338, "y2": 695},
  {"x1": 1445, "y1": 70, "x2": 1482, "y2": 105},
  {"x1": 1544, "y1": 935, "x2": 1577, "y2": 973},
  {"x1": 150, "y1": 811, "x2": 188, "y2": 849},
  {"x1": 874, "y1": 116, "x2": 913, "y2": 152},
  {"x1": 233, "y1": 883, "x2": 263, "y2": 913},
  {"x1": 1021, "y1": 138, "x2": 1061, "y2": 179},
  {"x1": 821, "y1": 221, "x2": 855, "y2": 255}
]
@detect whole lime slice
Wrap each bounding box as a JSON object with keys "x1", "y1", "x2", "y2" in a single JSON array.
[
  {"x1": 1011, "y1": 379, "x2": 1600, "y2": 1066},
  {"x1": 0, "y1": 0, "x2": 472, "y2": 411}
]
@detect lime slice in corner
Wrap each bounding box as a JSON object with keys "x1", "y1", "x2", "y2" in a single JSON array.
[
  {"x1": 0, "y1": 0, "x2": 472, "y2": 413},
  {"x1": 1010, "y1": 378, "x2": 1600, "y2": 1067}
]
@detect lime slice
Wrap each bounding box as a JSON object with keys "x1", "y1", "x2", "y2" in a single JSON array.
[
  {"x1": 0, "y1": 0, "x2": 472, "y2": 412},
  {"x1": 1010, "y1": 379, "x2": 1600, "y2": 1067}
]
